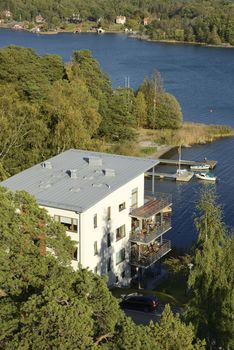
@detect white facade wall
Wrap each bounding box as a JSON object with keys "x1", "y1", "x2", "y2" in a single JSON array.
[
  {"x1": 41, "y1": 173, "x2": 145, "y2": 286},
  {"x1": 44, "y1": 206, "x2": 80, "y2": 270},
  {"x1": 80, "y1": 173, "x2": 144, "y2": 286}
]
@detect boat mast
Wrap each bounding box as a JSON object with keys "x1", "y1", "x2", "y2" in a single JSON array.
[{"x1": 178, "y1": 144, "x2": 181, "y2": 172}]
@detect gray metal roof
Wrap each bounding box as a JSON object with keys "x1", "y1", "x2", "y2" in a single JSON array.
[{"x1": 0, "y1": 149, "x2": 159, "y2": 212}]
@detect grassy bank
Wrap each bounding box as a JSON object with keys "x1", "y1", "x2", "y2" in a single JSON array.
[
  {"x1": 108, "y1": 122, "x2": 233, "y2": 158},
  {"x1": 139, "y1": 122, "x2": 233, "y2": 147}
]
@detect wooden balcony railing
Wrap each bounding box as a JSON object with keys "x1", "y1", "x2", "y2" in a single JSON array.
[
  {"x1": 129, "y1": 218, "x2": 171, "y2": 245},
  {"x1": 130, "y1": 240, "x2": 171, "y2": 267}
]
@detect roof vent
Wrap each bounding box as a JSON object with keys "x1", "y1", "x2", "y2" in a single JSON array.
[
  {"x1": 68, "y1": 169, "x2": 78, "y2": 179},
  {"x1": 86, "y1": 156, "x2": 102, "y2": 167},
  {"x1": 103, "y1": 168, "x2": 115, "y2": 177},
  {"x1": 39, "y1": 182, "x2": 52, "y2": 189},
  {"x1": 41, "y1": 161, "x2": 52, "y2": 169},
  {"x1": 92, "y1": 183, "x2": 103, "y2": 188},
  {"x1": 69, "y1": 187, "x2": 81, "y2": 192}
]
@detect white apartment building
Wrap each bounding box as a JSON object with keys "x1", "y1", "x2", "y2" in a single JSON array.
[{"x1": 1, "y1": 149, "x2": 172, "y2": 286}]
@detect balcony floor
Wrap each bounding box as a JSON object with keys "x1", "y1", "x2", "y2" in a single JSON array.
[
  {"x1": 129, "y1": 219, "x2": 171, "y2": 245},
  {"x1": 130, "y1": 193, "x2": 172, "y2": 220},
  {"x1": 130, "y1": 240, "x2": 171, "y2": 268}
]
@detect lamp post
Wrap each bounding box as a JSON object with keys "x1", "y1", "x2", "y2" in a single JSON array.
[
  {"x1": 136, "y1": 266, "x2": 141, "y2": 289},
  {"x1": 187, "y1": 263, "x2": 194, "y2": 294},
  {"x1": 188, "y1": 263, "x2": 194, "y2": 273}
]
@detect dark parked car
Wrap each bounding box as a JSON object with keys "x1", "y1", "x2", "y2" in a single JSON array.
[{"x1": 120, "y1": 294, "x2": 159, "y2": 312}]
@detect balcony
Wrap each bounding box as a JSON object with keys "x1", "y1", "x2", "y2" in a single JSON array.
[
  {"x1": 129, "y1": 193, "x2": 172, "y2": 219},
  {"x1": 129, "y1": 218, "x2": 171, "y2": 244},
  {"x1": 130, "y1": 240, "x2": 171, "y2": 268}
]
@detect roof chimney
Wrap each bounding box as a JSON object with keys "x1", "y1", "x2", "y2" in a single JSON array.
[
  {"x1": 103, "y1": 168, "x2": 115, "y2": 177},
  {"x1": 68, "y1": 169, "x2": 78, "y2": 179},
  {"x1": 41, "y1": 161, "x2": 52, "y2": 169},
  {"x1": 86, "y1": 156, "x2": 102, "y2": 167}
]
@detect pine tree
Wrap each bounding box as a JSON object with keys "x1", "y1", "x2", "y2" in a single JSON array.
[
  {"x1": 134, "y1": 91, "x2": 147, "y2": 127},
  {"x1": 186, "y1": 189, "x2": 234, "y2": 349},
  {"x1": 147, "y1": 304, "x2": 205, "y2": 350}
]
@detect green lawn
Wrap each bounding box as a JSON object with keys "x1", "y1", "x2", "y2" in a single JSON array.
[{"x1": 154, "y1": 277, "x2": 189, "y2": 307}]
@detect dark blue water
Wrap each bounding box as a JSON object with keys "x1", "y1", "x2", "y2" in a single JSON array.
[{"x1": 1, "y1": 29, "x2": 234, "y2": 248}]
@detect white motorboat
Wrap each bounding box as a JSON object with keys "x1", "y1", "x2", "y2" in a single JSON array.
[
  {"x1": 190, "y1": 164, "x2": 210, "y2": 171},
  {"x1": 195, "y1": 172, "x2": 217, "y2": 181}
]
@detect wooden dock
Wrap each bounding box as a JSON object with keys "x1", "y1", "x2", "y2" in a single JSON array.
[
  {"x1": 146, "y1": 171, "x2": 194, "y2": 182},
  {"x1": 159, "y1": 159, "x2": 217, "y2": 169}
]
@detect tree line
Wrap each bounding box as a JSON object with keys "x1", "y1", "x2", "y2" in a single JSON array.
[
  {"x1": 1, "y1": 0, "x2": 234, "y2": 45},
  {"x1": 0, "y1": 46, "x2": 182, "y2": 179}
]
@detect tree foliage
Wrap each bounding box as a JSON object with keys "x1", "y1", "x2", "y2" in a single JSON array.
[
  {"x1": 0, "y1": 46, "x2": 183, "y2": 178},
  {"x1": 186, "y1": 189, "x2": 234, "y2": 349},
  {"x1": 139, "y1": 72, "x2": 183, "y2": 129},
  {"x1": 147, "y1": 304, "x2": 205, "y2": 350},
  {"x1": 1, "y1": 0, "x2": 234, "y2": 45}
]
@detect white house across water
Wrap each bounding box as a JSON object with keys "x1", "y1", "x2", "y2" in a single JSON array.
[{"x1": 1, "y1": 149, "x2": 172, "y2": 286}]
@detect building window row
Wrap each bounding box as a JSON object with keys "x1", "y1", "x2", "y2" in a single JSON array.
[
  {"x1": 73, "y1": 247, "x2": 78, "y2": 261},
  {"x1": 54, "y1": 215, "x2": 78, "y2": 232},
  {"x1": 116, "y1": 224, "x2": 126, "y2": 241},
  {"x1": 94, "y1": 241, "x2": 98, "y2": 255},
  {"x1": 119, "y1": 202, "x2": 126, "y2": 212},
  {"x1": 116, "y1": 248, "x2": 126, "y2": 265}
]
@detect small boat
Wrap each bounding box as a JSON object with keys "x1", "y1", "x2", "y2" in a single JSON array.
[
  {"x1": 177, "y1": 168, "x2": 189, "y2": 175},
  {"x1": 195, "y1": 172, "x2": 217, "y2": 182},
  {"x1": 190, "y1": 164, "x2": 210, "y2": 171}
]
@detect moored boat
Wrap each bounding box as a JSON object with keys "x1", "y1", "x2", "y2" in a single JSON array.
[
  {"x1": 195, "y1": 172, "x2": 217, "y2": 181},
  {"x1": 190, "y1": 164, "x2": 210, "y2": 171}
]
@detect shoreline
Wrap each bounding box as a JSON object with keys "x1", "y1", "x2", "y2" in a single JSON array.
[
  {"x1": 128, "y1": 33, "x2": 234, "y2": 49},
  {"x1": 1, "y1": 26, "x2": 234, "y2": 49},
  {"x1": 137, "y1": 122, "x2": 234, "y2": 159}
]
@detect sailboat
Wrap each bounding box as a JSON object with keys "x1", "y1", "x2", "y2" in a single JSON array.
[
  {"x1": 176, "y1": 145, "x2": 194, "y2": 181},
  {"x1": 176, "y1": 145, "x2": 188, "y2": 175}
]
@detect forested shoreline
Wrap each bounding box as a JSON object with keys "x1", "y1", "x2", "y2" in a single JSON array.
[
  {"x1": 1, "y1": 0, "x2": 234, "y2": 46},
  {"x1": 0, "y1": 45, "x2": 183, "y2": 179}
]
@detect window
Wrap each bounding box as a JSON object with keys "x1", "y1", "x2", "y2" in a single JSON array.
[
  {"x1": 94, "y1": 241, "x2": 98, "y2": 255},
  {"x1": 131, "y1": 188, "x2": 138, "y2": 210},
  {"x1": 93, "y1": 214, "x2": 97, "y2": 228},
  {"x1": 107, "y1": 257, "x2": 111, "y2": 272},
  {"x1": 107, "y1": 232, "x2": 111, "y2": 247},
  {"x1": 116, "y1": 225, "x2": 126, "y2": 241},
  {"x1": 107, "y1": 206, "x2": 111, "y2": 220},
  {"x1": 73, "y1": 248, "x2": 78, "y2": 261},
  {"x1": 119, "y1": 202, "x2": 126, "y2": 212},
  {"x1": 121, "y1": 270, "x2": 125, "y2": 279},
  {"x1": 54, "y1": 215, "x2": 78, "y2": 232},
  {"x1": 116, "y1": 248, "x2": 125, "y2": 265}
]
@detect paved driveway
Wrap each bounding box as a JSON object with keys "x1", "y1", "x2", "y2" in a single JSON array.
[
  {"x1": 123, "y1": 304, "x2": 182, "y2": 326},
  {"x1": 123, "y1": 304, "x2": 164, "y2": 326}
]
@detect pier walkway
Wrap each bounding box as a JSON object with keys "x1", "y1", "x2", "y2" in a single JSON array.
[
  {"x1": 158, "y1": 159, "x2": 217, "y2": 169},
  {"x1": 146, "y1": 171, "x2": 194, "y2": 182}
]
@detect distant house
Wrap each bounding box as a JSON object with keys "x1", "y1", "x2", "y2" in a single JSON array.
[
  {"x1": 2, "y1": 10, "x2": 12, "y2": 18},
  {"x1": 68, "y1": 13, "x2": 81, "y2": 24},
  {"x1": 143, "y1": 17, "x2": 152, "y2": 26},
  {"x1": 13, "y1": 24, "x2": 23, "y2": 30},
  {"x1": 35, "y1": 15, "x2": 45, "y2": 24},
  {"x1": 116, "y1": 16, "x2": 126, "y2": 25}
]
